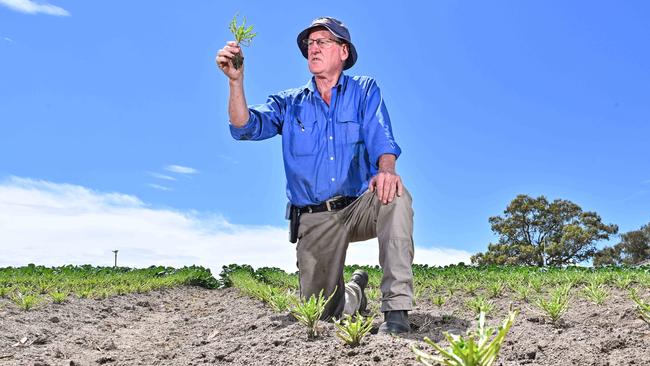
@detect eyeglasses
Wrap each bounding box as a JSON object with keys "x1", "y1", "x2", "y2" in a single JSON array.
[{"x1": 302, "y1": 38, "x2": 342, "y2": 49}]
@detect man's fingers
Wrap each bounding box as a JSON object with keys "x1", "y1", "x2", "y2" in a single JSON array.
[
  {"x1": 396, "y1": 177, "x2": 404, "y2": 197},
  {"x1": 368, "y1": 176, "x2": 376, "y2": 192},
  {"x1": 216, "y1": 43, "x2": 243, "y2": 71},
  {"x1": 226, "y1": 45, "x2": 241, "y2": 54},
  {"x1": 369, "y1": 172, "x2": 404, "y2": 204},
  {"x1": 216, "y1": 50, "x2": 233, "y2": 67},
  {"x1": 387, "y1": 179, "x2": 397, "y2": 203},
  {"x1": 376, "y1": 174, "x2": 386, "y2": 202}
]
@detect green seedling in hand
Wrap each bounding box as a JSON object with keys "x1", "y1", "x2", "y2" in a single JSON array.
[{"x1": 228, "y1": 13, "x2": 257, "y2": 70}]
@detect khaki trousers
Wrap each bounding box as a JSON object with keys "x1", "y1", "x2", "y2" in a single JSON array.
[{"x1": 296, "y1": 188, "x2": 414, "y2": 319}]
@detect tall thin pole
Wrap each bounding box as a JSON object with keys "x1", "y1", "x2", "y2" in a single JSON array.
[{"x1": 112, "y1": 250, "x2": 119, "y2": 267}]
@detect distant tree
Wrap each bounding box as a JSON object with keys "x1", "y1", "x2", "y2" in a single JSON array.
[
  {"x1": 593, "y1": 223, "x2": 650, "y2": 266},
  {"x1": 619, "y1": 224, "x2": 650, "y2": 264},
  {"x1": 592, "y1": 245, "x2": 621, "y2": 267},
  {"x1": 471, "y1": 195, "x2": 618, "y2": 266}
]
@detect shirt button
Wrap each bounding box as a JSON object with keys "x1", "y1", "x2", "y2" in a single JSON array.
[
  {"x1": 329, "y1": 136, "x2": 333, "y2": 140},
  {"x1": 330, "y1": 157, "x2": 334, "y2": 160},
  {"x1": 331, "y1": 178, "x2": 335, "y2": 182}
]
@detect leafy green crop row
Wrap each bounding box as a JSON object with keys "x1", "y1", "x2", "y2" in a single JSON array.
[
  {"x1": 220, "y1": 263, "x2": 650, "y2": 296},
  {"x1": 0, "y1": 264, "x2": 218, "y2": 310}
]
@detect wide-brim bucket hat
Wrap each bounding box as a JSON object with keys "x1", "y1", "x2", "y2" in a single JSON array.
[{"x1": 297, "y1": 17, "x2": 358, "y2": 70}]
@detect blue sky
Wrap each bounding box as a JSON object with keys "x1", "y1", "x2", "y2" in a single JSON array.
[{"x1": 1, "y1": 1, "x2": 649, "y2": 272}]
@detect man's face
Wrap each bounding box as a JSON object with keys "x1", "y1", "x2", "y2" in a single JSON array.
[{"x1": 307, "y1": 29, "x2": 349, "y2": 76}]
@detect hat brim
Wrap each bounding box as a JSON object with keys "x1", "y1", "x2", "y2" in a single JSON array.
[{"x1": 297, "y1": 25, "x2": 357, "y2": 70}]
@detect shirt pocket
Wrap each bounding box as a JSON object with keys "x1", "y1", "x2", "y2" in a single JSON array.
[
  {"x1": 336, "y1": 111, "x2": 362, "y2": 144},
  {"x1": 290, "y1": 110, "x2": 318, "y2": 156}
]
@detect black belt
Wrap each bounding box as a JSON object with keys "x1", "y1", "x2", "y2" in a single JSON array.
[{"x1": 298, "y1": 196, "x2": 357, "y2": 214}]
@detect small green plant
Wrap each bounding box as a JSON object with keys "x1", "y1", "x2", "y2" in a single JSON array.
[
  {"x1": 536, "y1": 286, "x2": 570, "y2": 324},
  {"x1": 267, "y1": 287, "x2": 295, "y2": 312},
  {"x1": 432, "y1": 294, "x2": 446, "y2": 308},
  {"x1": 581, "y1": 283, "x2": 609, "y2": 305},
  {"x1": 412, "y1": 310, "x2": 517, "y2": 366},
  {"x1": 334, "y1": 313, "x2": 375, "y2": 347},
  {"x1": 366, "y1": 287, "x2": 381, "y2": 302},
  {"x1": 514, "y1": 286, "x2": 531, "y2": 302},
  {"x1": 466, "y1": 295, "x2": 495, "y2": 316},
  {"x1": 0, "y1": 286, "x2": 13, "y2": 298},
  {"x1": 487, "y1": 282, "x2": 504, "y2": 299},
  {"x1": 228, "y1": 13, "x2": 257, "y2": 70},
  {"x1": 135, "y1": 283, "x2": 152, "y2": 294},
  {"x1": 368, "y1": 300, "x2": 381, "y2": 317},
  {"x1": 50, "y1": 291, "x2": 68, "y2": 304},
  {"x1": 613, "y1": 275, "x2": 633, "y2": 290},
  {"x1": 290, "y1": 289, "x2": 335, "y2": 339},
  {"x1": 629, "y1": 289, "x2": 650, "y2": 324},
  {"x1": 35, "y1": 279, "x2": 52, "y2": 294},
  {"x1": 528, "y1": 277, "x2": 544, "y2": 293},
  {"x1": 77, "y1": 289, "x2": 92, "y2": 299},
  {"x1": 463, "y1": 282, "x2": 480, "y2": 296},
  {"x1": 413, "y1": 284, "x2": 427, "y2": 305},
  {"x1": 13, "y1": 293, "x2": 41, "y2": 311},
  {"x1": 92, "y1": 288, "x2": 110, "y2": 300}
]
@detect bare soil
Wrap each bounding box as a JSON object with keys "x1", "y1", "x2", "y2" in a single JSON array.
[{"x1": 1, "y1": 287, "x2": 649, "y2": 365}]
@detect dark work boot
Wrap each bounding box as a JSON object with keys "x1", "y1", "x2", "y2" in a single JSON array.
[
  {"x1": 378, "y1": 310, "x2": 411, "y2": 335},
  {"x1": 349, "y1": 270, "x2": 368, "y2": 313}
]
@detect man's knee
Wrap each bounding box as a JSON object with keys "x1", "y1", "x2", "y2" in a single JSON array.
[
  {"x1": 377, "y1": 200, "x2": 413, "y2": 241},
  {"x1": 380, "y1": 187, "x2": 413, "y2": 220},
  {"x1": 393, "y1": 187, "x2": 413, "y2": 210}
]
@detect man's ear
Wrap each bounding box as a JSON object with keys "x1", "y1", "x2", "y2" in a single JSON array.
[{"x1": 341, "y1": 43, "x2": 349, "y2": 62}]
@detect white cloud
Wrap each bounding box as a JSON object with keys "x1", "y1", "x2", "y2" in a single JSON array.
[
  {"x1": 0, "y1": 177, "x2": 471, "y2": 276},
  {"x1": 148, "y1": 172, "x2": 176, "y2": 181},
  {"x1": 147, "y1": 183, "x2": 172, "y2": 191},
  {"x1": 0, "y1": 0, "x2": 70, "y2": 16},
  {"x1": 3, "y1": 37, "x2": 14, "y2": 43},
  {"x1": 165, "y1": 165, "x2": 198, "y2": 175}
]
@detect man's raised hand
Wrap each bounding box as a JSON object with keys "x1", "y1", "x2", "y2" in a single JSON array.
[{"x1": 216, "y1": 41, "x2": 244, "y2": 81}]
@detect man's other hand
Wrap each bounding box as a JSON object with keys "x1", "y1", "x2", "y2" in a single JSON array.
[{"x1": 368, "y1": 169, "x2": 404, "y2": 205}]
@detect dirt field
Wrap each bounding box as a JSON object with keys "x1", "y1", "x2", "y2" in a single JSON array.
[{"x1": 1, "y1": 286, "x2": 648, "y2": 365}]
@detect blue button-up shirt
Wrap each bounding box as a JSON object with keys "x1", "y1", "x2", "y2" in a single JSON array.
[{"x1": 230, "y1": 73, "x2": 401, "y2": 207}]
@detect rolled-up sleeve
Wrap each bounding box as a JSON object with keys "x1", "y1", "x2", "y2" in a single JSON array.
[
  {"x1": 230, "y1": 93, "x2": 286, "y2": 141},
  {"x1": 361, "y1": 80, "x2": 402, "y2": 167}
]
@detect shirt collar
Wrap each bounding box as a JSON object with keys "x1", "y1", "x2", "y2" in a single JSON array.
[{"x1": 303, "y1": 72, "x2": 346, "y2": 93}]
